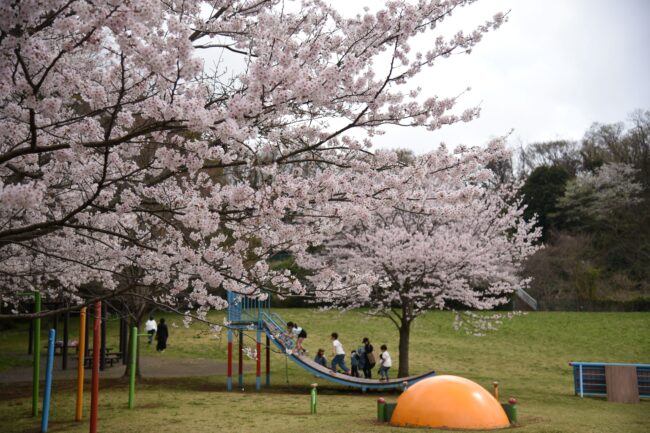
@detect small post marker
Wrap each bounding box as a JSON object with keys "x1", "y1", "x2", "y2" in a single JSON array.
[
  {"x1": 310, "y1": 383, "x2": 318, "y2": 414},
  {"x1": 402, "y1": 381, "x2": 409, "y2": 392},
  {"x1": 377, "y1": 397, "x2": 386, "y2": 422},
  {"x1": 508, "y1": 398, "x2": 518, "y2": 424},
  {"x1": 493, "y1": 381, "x2": 499, "y2": 400}
]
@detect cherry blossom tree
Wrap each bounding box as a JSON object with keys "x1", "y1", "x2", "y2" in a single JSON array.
[
  {"x1": 1, "y1": 0, "x2": 506, "y2": 320},
  {"x1": 302, "y1": 144, "x2": 541, "y2": 377},
  {"x1": 558, "y1": 163, "x2": 643, "y2": 229}
]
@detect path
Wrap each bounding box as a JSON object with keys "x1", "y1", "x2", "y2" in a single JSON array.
[{"x1": 0, "y1": 353, "x2": 245, "y2": 384}]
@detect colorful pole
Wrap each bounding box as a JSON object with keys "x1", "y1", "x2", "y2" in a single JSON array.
[
  {"x1": 238, "y1": 330, "x2": 243, "y2": 388},
  {"x1": 128, "y1": 326, "x2": 137, "y2": 409},
  {"x1": 310, "y1": 383, "x2": 318, "y2": 414},
  {"x1": 41, "y1": 329, "x2": 56, "y2": 432},
  {"x1": 32, "y1": 291, "x2": 41, "y2": 417},
  {"x1": 227, "y1": 328, "x2": 232, "y2": 391},
  {"x1": 265, "y1": 334, "x2": 270, "y2": 387},
  {"x1": 377, "y1": 397, "x2": 386, "y2": 422},
  {"x1": 90, "y1": 302, "x2": 101, "y2": 433},
  {"x1": 256, "y1": 329, "x2": 261, "y2": 391},
  {"x1": 75, "y1": 307, "x2": 87, "y2": 421}
]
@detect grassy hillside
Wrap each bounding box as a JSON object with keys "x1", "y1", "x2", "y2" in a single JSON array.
[{"x1": 0, "y1": 310, "x2": 648, "y2": 432}]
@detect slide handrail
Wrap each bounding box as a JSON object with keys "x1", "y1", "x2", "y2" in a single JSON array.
[
  {"x1": 270, "y1": 312, "x2": 287, "y2": 328},
  {"x1": 260, "y1": 312, "x2": 294, "y2": 350}
]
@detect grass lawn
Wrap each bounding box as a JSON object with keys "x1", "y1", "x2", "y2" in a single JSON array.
[{"x1": 0, "y1": 309, "x2": 648, "y2": 432}]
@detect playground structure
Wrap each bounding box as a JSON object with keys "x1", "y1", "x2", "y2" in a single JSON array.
[
  {"x1": 225, "y1": 291, "x2": 437, "y2": 392},
  {"x1": 389, "y1": 375, "x2": 512, "y2": 430},
  {"x1": 25, "y1": 292, "x2": 140, "y2": 433},
  {"x1": 24, "y1": 289, "x2": 524, "y2": 432},
  {"x1": 570, "y1": 361, "x2": 650, "y2": 400}
]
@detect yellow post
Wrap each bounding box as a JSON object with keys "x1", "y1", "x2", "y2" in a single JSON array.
[
  {"x1": 493, "y1": 381, "x2": 499, "y2": 400},
  {"x1": 75, "y1": 307, "x2": 87, "y2": 421}
]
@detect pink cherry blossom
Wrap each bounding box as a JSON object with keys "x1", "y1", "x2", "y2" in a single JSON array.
[{"x1": 1, "y1": 1, "x2": 510, "y2": 319}]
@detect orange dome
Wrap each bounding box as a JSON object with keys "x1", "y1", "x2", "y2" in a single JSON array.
[{"x1": 390, "y1": 375, "x2": 510, "y2": 430}]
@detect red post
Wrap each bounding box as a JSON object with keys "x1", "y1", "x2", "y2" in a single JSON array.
[
  {"x1": 90, "y1": 302, "x2": 101, "y2": 433},
  {"x1": 266, "y1": 334, "x2": 270, "y2": 386}
]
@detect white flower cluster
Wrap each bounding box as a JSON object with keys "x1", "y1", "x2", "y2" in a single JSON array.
[{"x1": 452, "y1": 310, "x2": 528, "y2": 337}]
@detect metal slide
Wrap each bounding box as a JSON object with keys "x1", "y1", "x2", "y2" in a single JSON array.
[
  {"x1": 260, "y1": 312, "x2": 436, "y2": 391},
  {"x1": 516, "y1": 288, "x2": 538, "y2": 310}
]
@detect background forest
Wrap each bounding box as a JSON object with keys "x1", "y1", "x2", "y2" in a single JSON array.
[{"x1": 515, "y1": 109, "x2": 649, "y2": 310}]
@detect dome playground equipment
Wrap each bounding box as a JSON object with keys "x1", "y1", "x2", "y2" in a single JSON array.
[{"x1": 381, "y1": 375, "x2": 517, "y2": 430}]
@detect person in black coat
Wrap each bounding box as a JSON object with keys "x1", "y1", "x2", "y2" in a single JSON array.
[
  {"x1": 362, "y1": 337, "x2": 375, "y2": 378},
  {"x1": 156, "y1": 318, "x2": 169, "y2": 352}
]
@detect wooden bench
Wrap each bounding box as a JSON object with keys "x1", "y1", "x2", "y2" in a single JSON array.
[
  {"x1": 569, "y1": 362, "x2": 650, "y2": 399},
  {"x1": 81, "y1": 348, "x2": 123, "y2": 368}
]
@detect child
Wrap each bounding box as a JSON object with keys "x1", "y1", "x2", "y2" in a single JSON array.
[
  {"x1": 314, "y1": 349, "x2": 327, "y2": 367},
  {"x1": 350, "y1": 350, "x2": 361, "y2": 377},
  {"x1": 378, "y1": 344, "x2": 391, "y2": 381},
  {"x1": 287, "y1": 321, "x2": 307, "y2": 354},
  {"x1": 330, "y1": 332, "x2": 350, "y2": 375},
  {"x1": 145, "y1": 315, "x2": 157, "y2": 344}
]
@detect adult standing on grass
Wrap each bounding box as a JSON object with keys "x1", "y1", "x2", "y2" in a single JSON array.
[
  {"x1": 145, "y1": 316, "x2": 157, "y2": 344},
  {"x1": 330, "y1": 332, "x2": 350, "y2": 375},
  {"x1": 156, "y1": 318, "x2": 168, "y2": 352},
  {"x1": 361, "y1": 337, "x2": 376, "y2": 379}
]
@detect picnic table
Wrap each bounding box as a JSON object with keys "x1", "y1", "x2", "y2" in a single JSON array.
[{"x1": 82, "y1": 347, "x2": 123, "y2": 368}]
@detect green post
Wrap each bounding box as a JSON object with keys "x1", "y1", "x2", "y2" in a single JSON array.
[
  {"x1": 502, "y1": 398, "x2": 518, "y2": 424},
  {"x1": 508, "y1": 398, "x2": 518, "y2": 424},
  {"x1": 310, "y1": 383, "x2": 317, "y2": 414},
  {"x1": 377, "y1": 398, "x2": 386, "y2": 422},
  {"x1": 32, "y1": 291, "x2": 41, "y2": 417},
  {"x1": 128, "y1": 326, "x2": 137, "y2": 409}
]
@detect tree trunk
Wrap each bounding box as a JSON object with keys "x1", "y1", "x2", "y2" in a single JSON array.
[{"x1": 397, "y1": 317, "x2": 411, "y2": 378}]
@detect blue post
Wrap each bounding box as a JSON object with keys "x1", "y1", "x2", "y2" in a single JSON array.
[
  {"x1": 41, "y1": 329, "x2": 56, "y2": 433},
  {"x1": 579, "y1": 364, "x2": 584, "y2": 398},
  {"x1": 227, "y1": 328, "x2": 233, "y2": 392}
]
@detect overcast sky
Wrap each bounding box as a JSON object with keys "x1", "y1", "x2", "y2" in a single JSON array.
[{"x1": 326, "y1": 0, "x2": 650, "y2": 153}]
